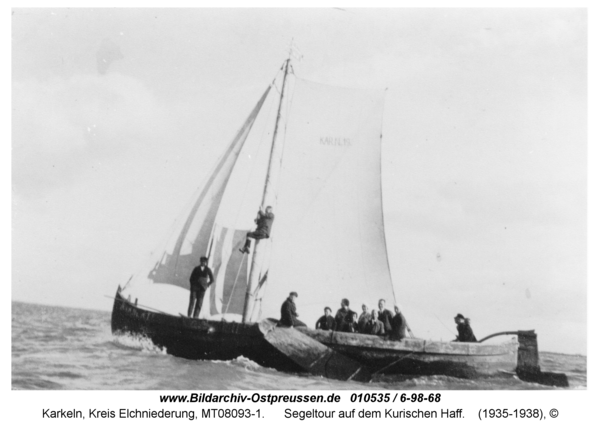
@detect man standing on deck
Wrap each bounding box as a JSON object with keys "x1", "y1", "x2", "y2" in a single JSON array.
[
  {"x1": 377, "y1": 299, "x2": 394, "y2": 334},
  {"x1": 240, "y1": 206, "x2": 275, "y2": 254},
  {"x1": 188, "y1": 256, "x2": 214, "y2": 319},
  {"x1": 278, "y1": 292, "x2": 306, "y2": 327}
]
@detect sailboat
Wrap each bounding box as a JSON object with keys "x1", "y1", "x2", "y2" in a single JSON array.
[{"x1": 111, "y1": 57, "x2": 567, "y2": 386}]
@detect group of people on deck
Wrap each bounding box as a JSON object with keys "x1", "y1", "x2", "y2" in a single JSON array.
[
  {"x1": 277, "y1": 292, "x2": 477, "y2": 344},
  {"x1": 186, "y1": 203, "x2": 478, "y2": 344},
  {"x1": 279, "y1": 293, "x2": 412, "y2": 341},
  {"x1": 316, "y1": 298, "x2": 412, "y2": 340}
]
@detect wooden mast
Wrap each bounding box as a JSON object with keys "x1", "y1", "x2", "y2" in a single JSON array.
[{"x1": 242, "y1": 58, "x2": 291, "y2": 323}]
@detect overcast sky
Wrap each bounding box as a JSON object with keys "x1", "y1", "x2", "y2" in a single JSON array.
[{"x1": 11, "y1": 8, "x2": 587, "y2": 354}]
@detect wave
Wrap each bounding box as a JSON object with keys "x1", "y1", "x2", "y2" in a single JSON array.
[{"x1": 112, "y1": 332, "x2": 167, "y2": 355}]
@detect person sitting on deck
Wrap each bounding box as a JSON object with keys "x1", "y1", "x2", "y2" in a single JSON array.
[
  {"x1": 390, "y1": 305, "x2": 411, "y2": 341},
  {"x1": 278, "y1": 292, "x2": 306, "y2": 328},
  {"x1": 315, "y1": 307, "x2": 336, "y2": 331},
  {"x1": 239, "y1": 206, "x2": 275, "y2": 254},
  {"x1": 357, "y1": 304, "x2": 372, "y2": 333},
  {"x1": 334, "y1": 298, "x2": 356, "y2": 333},
  {"x1": 364, "y1": 309, "x2": 386, "y2": 335},
  {"x1": 377, "y1": 299, "x2": 394, "y2": 334},
  {"x1": 453, "y1": 313, "x2": 477, "y2": 342},
  {"x1": 188, "y1": 256, "x2": 214, "y2": 319}
]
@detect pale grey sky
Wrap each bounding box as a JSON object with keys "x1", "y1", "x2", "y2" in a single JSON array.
[{"x1": 11, "y1": 8, "x2": 587, "y2": 354}]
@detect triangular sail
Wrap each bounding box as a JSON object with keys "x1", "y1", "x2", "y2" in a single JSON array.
[
  {"x1": 253, "y1": 78, "x2": 395, "y2": 325},
  {"x1": 140, "y1": 86, "x2": 271, "y2": 290}
]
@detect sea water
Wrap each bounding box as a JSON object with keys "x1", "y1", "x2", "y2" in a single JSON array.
[{"x1": 11, "y1": 301, "x2": 586, "y2": 390}]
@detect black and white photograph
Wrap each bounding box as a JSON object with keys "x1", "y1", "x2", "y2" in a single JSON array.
[{"x1": 11, "y1": 6, "x2": 588, "y2": 403}]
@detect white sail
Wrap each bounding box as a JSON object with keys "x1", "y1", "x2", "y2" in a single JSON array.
[
  {"x1": 123, "y1": 70, "x2": 395, "y2": 325},
  {"x1": 255, "y1": 78, "x2": 395, "y2": 325}
]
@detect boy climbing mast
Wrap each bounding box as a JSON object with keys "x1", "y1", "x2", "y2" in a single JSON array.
[{"x1": 239, "y1": 206, "x2": 275, "y2": 254}]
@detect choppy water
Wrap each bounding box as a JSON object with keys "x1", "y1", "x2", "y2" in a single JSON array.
[{"x1": 12, "y1": 301, "x2": 586, "y2": 390}]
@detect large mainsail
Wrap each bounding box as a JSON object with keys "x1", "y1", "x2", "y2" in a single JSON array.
[
  {"x1": 251, "y1": 78, "x2": 395, "y2": 325},
  {"x1": 123, "y1": 69, "x2": 395, "y2": 325}
]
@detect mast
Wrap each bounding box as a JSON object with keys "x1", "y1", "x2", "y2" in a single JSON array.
[{"x1": 242, "y1": 58, "x2": 291, "y2": 323}]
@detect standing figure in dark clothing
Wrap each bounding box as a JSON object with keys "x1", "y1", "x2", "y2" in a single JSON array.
[
  {"x1": 240, "y1": 206, "x2": 275, "y2": 254},
  {"x1": 390, "y1": 305, "x2": 410, "y2": 340},
  {"x1": 315, "y1": 307, "x2": 336, "y2": 331},
  {"x1": 334, "y1": 298, "x2": 356, "y2": 332},
  {"x1": 453, "y1": 313, "x2": 477, "y2": 342},
  {"x1": 364, "y1": 309, "x2": 386, "y2": 335},
  {"x1": 377, "y1": 299, "x2": 394, "y2": 334},
  {"x1": 278, "y1": 292, "x2": 306, "y2": 327},
  {"x1": 188, "y1": 256, "x2": 214, "y2": 318}
]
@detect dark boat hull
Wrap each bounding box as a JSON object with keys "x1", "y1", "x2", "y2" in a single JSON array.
[
  {"x1": 111, "y1": 290, "x2": 305, "y2": 373},
  {"x1": 112, "y1": 289, "x2": 520, "y2": 381}
]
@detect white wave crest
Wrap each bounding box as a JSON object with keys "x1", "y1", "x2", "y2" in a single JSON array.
[{"x1": 112, "y1": 332, "x2": 167, "y2": 355}]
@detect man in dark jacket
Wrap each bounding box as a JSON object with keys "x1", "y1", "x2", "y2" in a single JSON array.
[
  {"x1": 240, "y1": 206, "x2": 275, "y2": 254},
  {"x1": 453, "y1": 313, "x2": 477, "y2": 342},
  {"x1": 188, "y1": 256, "x2": 214, "y2": 318},
  {"x1": 390, "y1": 305, "x2": 410, "y2": 340},
  {"x1": 315, "y1": 307, "x2": 336, "y2": 330},
  {"x1": 278, "y1": 292, "x2": 306, "y2": 327},
  {"x1": 334, "y1": 298, "x2": 356, "y2": 332},
  {"x1": 377, "y1": 299, "x2": 394, "y2": 334}
]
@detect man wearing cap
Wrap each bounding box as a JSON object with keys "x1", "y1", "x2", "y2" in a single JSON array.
[
  {"x1": 279, "y1": 292, "x2": 306, "y2": 327},
  {"x1": 453, "y1": 313, "x2": 477, "y2": 342},
  {"x1": 188, "y1": 256, "x2": 214, "y2": 318},
  {"x1": 240, "y1": 206, "x2": 275, "y2": 254}
]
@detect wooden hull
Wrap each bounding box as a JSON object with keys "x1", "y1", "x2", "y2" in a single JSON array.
[
  {"x1": 111, "y1": 290, "x2": 518, "y2": 381},
  {"x1": 298, "y1": 328, "x2": 518, "y2": 379}
]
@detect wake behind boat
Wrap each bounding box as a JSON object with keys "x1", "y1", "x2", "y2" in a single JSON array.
[{"x1": 111, "y1": 55, "x2": 567, "y2": 387}]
